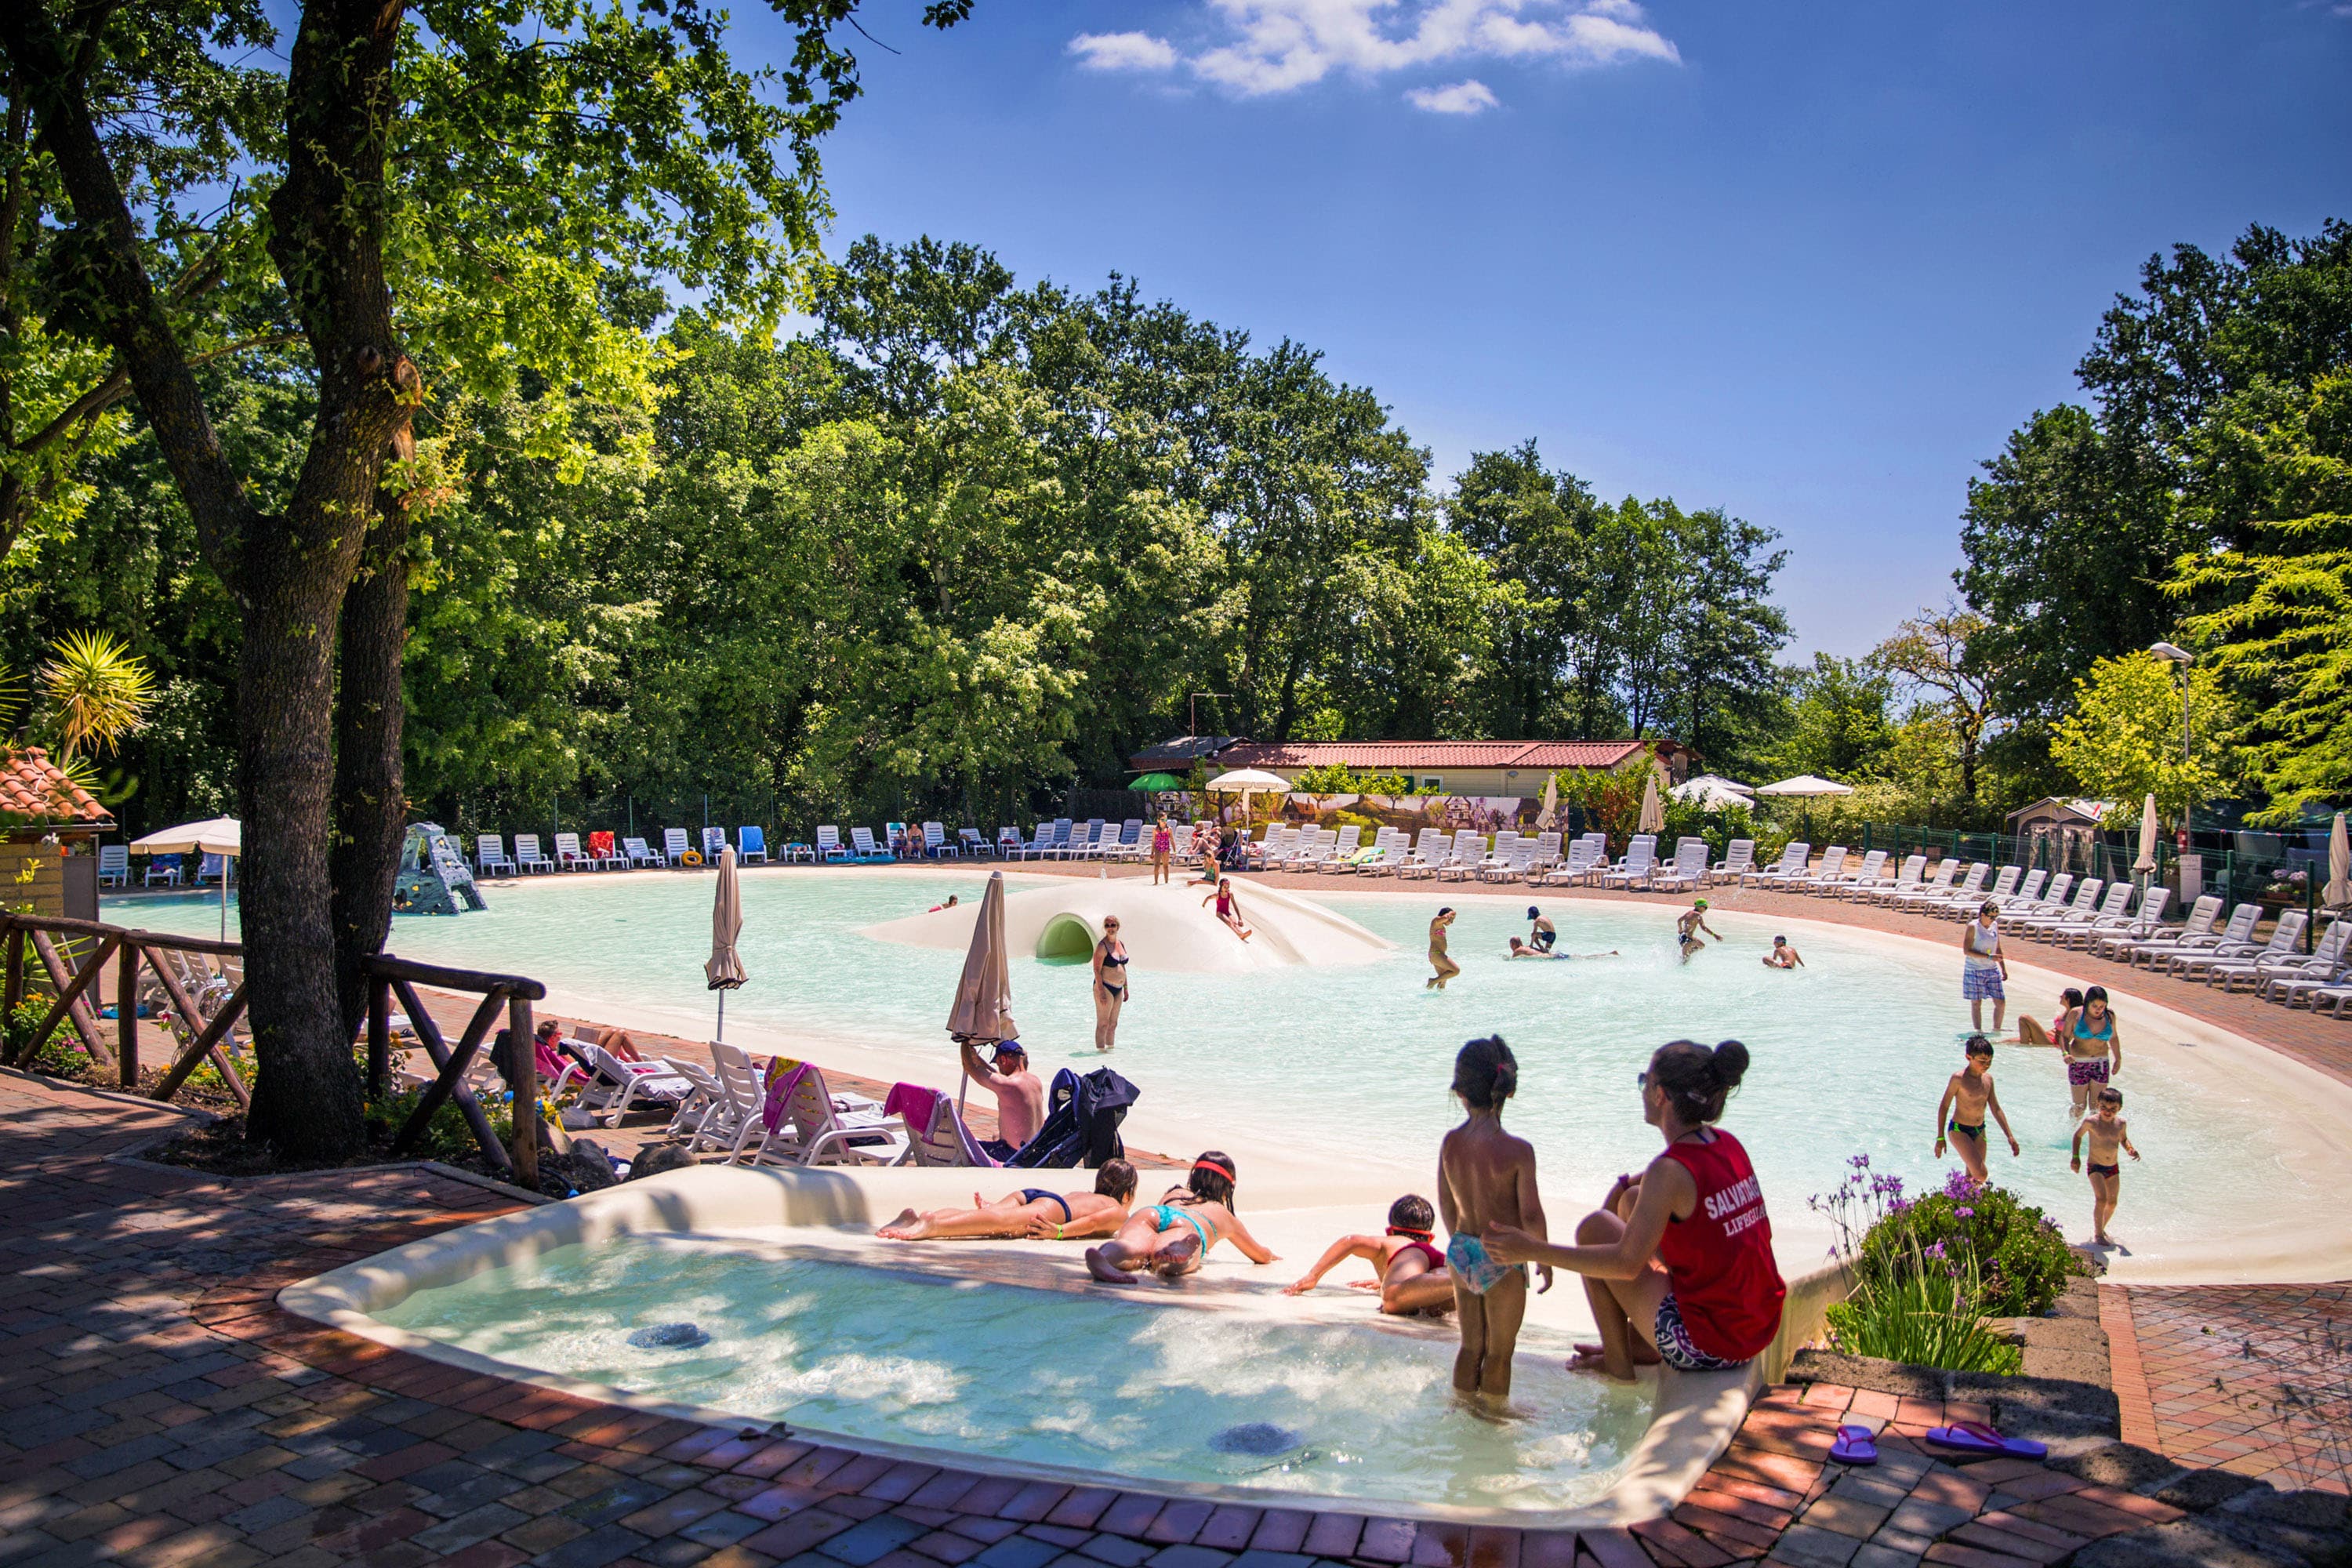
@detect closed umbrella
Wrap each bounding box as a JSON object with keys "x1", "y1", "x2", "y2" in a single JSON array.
[
  {"x1": 129, "y1": 816, "x2": 241, "y2": 938},
  {"x1": 949, "y1": 871, "x2": 1018, "y2": 1114},
  {"x1": 1537, "y1": 773, "x2": 1559, "y2": 831},
  {"x1": 2325, "y1": 811, "x2": 2350, "y2": 909},
  {"x1": 2132, "y1": 793, "x2": 2160, "y2": 877},
  {"x1": 704, "y1": 848, "x2": 747, "y2": 1042},
  {"x1": 1638, "y1": 771, "x2": 1664, "y2": 834}
]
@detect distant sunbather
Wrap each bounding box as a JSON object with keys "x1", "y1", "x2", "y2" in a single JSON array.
[
  {"x1": 1508, "y1": 938, "x2": 1621, "y2": 960},
  {"x1": 878, "y1": 1160, "x2": 1138, "y2": 1241}
]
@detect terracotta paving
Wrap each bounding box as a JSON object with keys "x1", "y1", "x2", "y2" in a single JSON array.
[
  {"x1": 0, "y1": 1071, "x2": 2212, "y2": 1568},
  {"x1": 2103, "y1": 1282, "x2": 2352, "y2": 1495}
]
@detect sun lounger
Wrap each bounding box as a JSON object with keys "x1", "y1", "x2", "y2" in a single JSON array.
[
  {"x1": 513, "y1": 834, "x2": 556, "y2": 873},
  {"x1": 1745, "y1": 843, "x2": 1809, "y2": 891},
  {"x1": 1783, "y1": 846, "x2": 1848, "y2": 894},
  {"x1": 2096, "y1": 894, "x2": 2221, "y2": 962},
  {"x1": 663, "y1": 827, "x2": 694, "y2": 864},
  {"x1": 702, "y1": 827, "x2": 730, "y2": 862},
  {"x1": 1875, "y1": 858, "x2": 1955, "y2": 906},
  {"x1": 143, "y1": 852, "x2": 185, "y2": 887},
  {"x1": 1438, "y1": 835, "x2": 1488, "y2": 882},
  {"x1": 474, "y1": 835, "x2": 516, "y2": 877},
  {"x1": 2247, "y1": 920, "x2": 2350, "y2": 1000},
  {"x1": 960, "y1": 827, "x2": 993, "y2": 858},
  {"x1": 1649, "y1": 837, "x2": 1710, "y2": 893},
  {"x1": 554, "y1": 832, "x2": 591, "y2": 871},
  {"x1": 2173, "y1": 909, "x2": 2307, "y2": 981},
  {"x1": 572, "y1": 1044, "x2": 693, "y2": 1126},
  {"x1": 1711, "y1": 840, "x2": 1755, "y2": 884},
  {"x1": 923, "y1": 822, "x2": 958, "y2": 858},
  {"x1": 767, "y1": 1062, "x2": 908, "y2": 1167},
  {"x1": 849, "y1": 826, "x2": 892, "y2": 862},
  {"x1": 893, "y1": 1084, "x2": 1001, "y2": 1167},
  {"x1": 2135, "y1": 902, "x2": 2256, "y2": 967},
  {"x1": 1936, "y1": 865, "x2": 2019, "y2": 916},
  {"x1": 1903, "y1": 862, "x2": 1987, "y2": 913},
  {"x1": 2044, "y1": 884, "x2": 2143, "y2": 949},
  {"x1": 1820, "y1": 849, "x2": 1886, "y2": 896},
  {"x1": 1602, "y1": 835, "x2": 1659, "y2": 889},
  {"x1": 624, "y1": 834, "x2": 667, "y2": 868},
  {"x1": 739, "y1": 826, "x2": 770, "y2": 865}
]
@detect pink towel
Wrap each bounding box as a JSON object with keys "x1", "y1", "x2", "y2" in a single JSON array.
[
  {"x1": 884, "y1": 1082, "x2": 942, "y2": 1130},
  {"x1": 761, "y1": 1060, "x2": 808, "y2": 1134}
]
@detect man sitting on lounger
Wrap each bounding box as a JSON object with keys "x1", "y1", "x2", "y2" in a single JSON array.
[
  {"x1": 960, "y1": 1038, "x2": 1046, "y2": 1160},
  {"x1": 877, "y1": 1160, "x2": 1138, "y2": 1241},
  {"x1": 1280, "y1": 1194, "x2": 1456, "y2": 1316}
]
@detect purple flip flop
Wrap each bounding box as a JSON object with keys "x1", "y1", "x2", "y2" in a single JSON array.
[
  {"x1": 1828, "y1": 1425, "x2": 1878, "y2": 1465},
  {"x1": 1925, "y1": 1420, "x2": 2047, "y2": 1460}
]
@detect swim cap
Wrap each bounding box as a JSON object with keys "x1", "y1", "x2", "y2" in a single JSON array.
[
  {"x1": 1694, "y1": 898, "x2": 1709, "y2": 909},
  {"x1": 1526, "y1": 906, "x2": 1541, "y2": 919}
]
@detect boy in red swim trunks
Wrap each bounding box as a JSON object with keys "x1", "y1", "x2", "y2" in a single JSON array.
[
  {"x1": 1281, "y1": 1195, "x2": 1457, "y2": 1316},
  {"x1": 2070, "y1": 1087, "x2": 2140, "y2": 1247}
]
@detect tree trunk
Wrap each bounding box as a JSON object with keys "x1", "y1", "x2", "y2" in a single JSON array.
[{"x1": 330, "y1": 482, "x2": 413, "y2": 1049}]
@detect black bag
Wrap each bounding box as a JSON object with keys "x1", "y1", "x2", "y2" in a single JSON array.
[{"x1": 1007, "y1": 1067, "x2": 1140, "y2": 1168}]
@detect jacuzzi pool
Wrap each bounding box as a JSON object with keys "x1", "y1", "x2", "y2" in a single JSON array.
[{"x1": 373, "y1": 1232, "x2": 1654, "y2": 1512}]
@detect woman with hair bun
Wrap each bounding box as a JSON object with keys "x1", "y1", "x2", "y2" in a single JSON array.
[{"x1": 1488, "y1": 1040, "x2": 1784, "y2": 1381}]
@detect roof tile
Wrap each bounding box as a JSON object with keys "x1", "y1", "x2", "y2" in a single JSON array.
[{"x1": 0, "y1": 746, "x2": 111, "y2": 826}]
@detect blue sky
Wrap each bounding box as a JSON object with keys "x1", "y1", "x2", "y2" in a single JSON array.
[{"x1": 760, "y1": 1, "x2": 2350, "y2": 659}]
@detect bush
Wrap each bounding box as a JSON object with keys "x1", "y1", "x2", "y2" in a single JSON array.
[
  {"x1": 366, "y1": 1086, "x2": 515, "y2": 1165},
  {"x1": 1824, "y1": 1258, "x2": 2024, "y2": 1375},
  {"x1": 1865, "y1": 1174, "x2": 2075, "y2": 1318}
]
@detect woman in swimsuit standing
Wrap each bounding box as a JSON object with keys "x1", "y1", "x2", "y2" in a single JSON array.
[
  {"x1": 1092, "y1": 917, "x2": 1131, "y2": 1051},
  {"x1": 1961, "y1": 900, "x2": 2009, "y2": 1034},
  {"x1": 1428, "y1": 907, "x2": 1461, "y2": 990},
  {"x1": 1150, "y1": 816, "x2": 1174, "y2": 885},
  {"x1": 1085, "y1": 1152, "x2": 1277, "y2": 1283},
  {"x1": 2063, "y1": 985, "x2": 2122, "y2": 1123},
  {"x1": 1488, "y1": 1040, "x2": 1786, "y2": 1382}
]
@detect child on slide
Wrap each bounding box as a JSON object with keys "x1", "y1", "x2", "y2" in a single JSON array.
[
  {"x1": 1086, "y1": 1153, "x2": 1277, "y2": 1283},
  {"x1": 1439, "y1": 1036, "x2": 1552, "y2": 1403}
]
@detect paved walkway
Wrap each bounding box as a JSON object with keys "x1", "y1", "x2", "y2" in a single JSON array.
[{"x1": 0, "y1": 1073, "x2": 2207, "y2": 1568}]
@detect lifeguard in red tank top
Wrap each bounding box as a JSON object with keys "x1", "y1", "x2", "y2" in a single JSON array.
[{"x1": 1656, "y1": 1127, "x2": 1786, "y2": 1362}]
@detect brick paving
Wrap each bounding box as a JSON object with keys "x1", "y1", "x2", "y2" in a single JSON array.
[
  {"x1": 0, "y1": 1070, "x2": 2230, "y2": 1566},
  {"x1": 2105, "y1": 1283, "x2": 2352, "y2": 1495}
]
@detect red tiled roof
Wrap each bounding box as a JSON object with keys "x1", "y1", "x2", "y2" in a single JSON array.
[
  {"x1": 1213, "y1": 740, "x2": 1650, "y2": 771},
  {"x1": 0, "y1": 747, "x2": 111, "y2": 826}
]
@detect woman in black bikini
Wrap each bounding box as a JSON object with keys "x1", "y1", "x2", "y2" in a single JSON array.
[
  {"x1": 1093, "y1": 917, "x2": 1130, "y2": 1052},
  {"x1": 877, "y1": 1160, "x2": 1138, "y2": 1240}
]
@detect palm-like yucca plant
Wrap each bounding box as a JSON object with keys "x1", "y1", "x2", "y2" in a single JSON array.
[{"x1": 38, "y1": 632, "x2": 154, "y2": 764}]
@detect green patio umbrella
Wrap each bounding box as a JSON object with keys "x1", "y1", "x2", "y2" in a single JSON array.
[{"x1": 1130, "y1": 772, "x2": 1183, "y2": 791}]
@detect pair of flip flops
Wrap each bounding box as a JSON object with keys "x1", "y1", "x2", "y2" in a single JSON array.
[{"x1": 1829, "y1": 1420, "x2": 2047, "y2": 1466}]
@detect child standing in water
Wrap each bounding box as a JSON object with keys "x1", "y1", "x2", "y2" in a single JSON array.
[
  {"x1": 1438, "y1": 1036, "x2": 1551, "y2": 1402},
  {"x1": 1933, "y1": 1035, "x2": 2020, "y2": 1181},
  {"x1": 2071, "y1": 1087, "x2": 2140, "y2": 1247}
]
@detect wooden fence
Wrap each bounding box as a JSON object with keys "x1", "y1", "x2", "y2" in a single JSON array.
[{"x1": 2, "y1": 911, "x2": 543, "y2": 1185}]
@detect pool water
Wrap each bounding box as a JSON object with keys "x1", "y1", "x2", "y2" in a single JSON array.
[
  {"x1": 375, "y1": 1235, "x2": 1655, "y2": 1512},
  {"x1": 121, "y1": 871, "x2": 2329, "y2": 1272}
]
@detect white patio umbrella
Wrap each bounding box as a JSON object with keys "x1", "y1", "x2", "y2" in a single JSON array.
[
  {"x1": 2325, "y1": 811, "x2": 2349, "y2": 909},
  {"x1": 1537, "y1": 773, "x2": 1559, "y2": 831},
  {"x1": 1205, "y1": 767, "x2": 1290, "y2": 828},
  {"x1": 703, "y1": 848, "x2": 746, "y2": 1042},
  {"x1": 948, "y1": 871, "x2": 1018, "y2": 1112},
  {"x1": 1754, "y1": 775, "x2": 1856, "y2": 797},
  {"x1": 129, "y1": 816, "x2": 241, "y2": 938},
  {"x1": 1671, "y1": 776, "x2": 1755, "y2": 811},
  {"x1": 1637, "y1": 771, "x2": 1664, "y2": 834},
  {"x1": 2132, "y1": 793, "x2": 2160, "y2": 877}
]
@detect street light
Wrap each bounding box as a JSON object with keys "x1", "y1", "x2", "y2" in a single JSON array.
[{"x1": 2149, "y1": 641, "x2": 2194, "y2": 840}]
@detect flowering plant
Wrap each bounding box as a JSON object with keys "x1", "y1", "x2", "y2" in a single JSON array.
[{"x1": 1815, "y1": 1154, "x2": 2024, "y2": 1374}]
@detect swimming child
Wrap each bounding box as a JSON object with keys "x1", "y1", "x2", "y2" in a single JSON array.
[
  {"x1": 1526, "y1": 907, "x2": 1557, "y2": 952},
  {"x1": 1933, "y1": 1036, "x2": 2020, "y2": 1181},
  {"x1": 2060, "y1": 985, "x2": 2122, "y2": 1122},
  {"x1": 1202, "y1": 876, "x2": 1253, "y2": 941},
  {"x1": 2070, "y1": 1087, "x2": 2140, "y2": 1247},
  {"x1": 1428, "y1": 908, "x2": 1461, "y2": 989},
  {"x1": 1085, "y1": 1152, "x2": 1277, "y2": 1283},
  {"x1": 2016, "y1": 987, "x2": 2083, "y2": 1049},
  {"x1": 1282, "y1": 1194, "x2": 1457, "y2": 1316},
  {"x1": 1762, "y1": 935, "x2": 1804, "y2": 969},
  {"x1": 1677, "y1": 899, "x2": 1720, "y2": 964},
  {"x1": 1508, "y1": 938, "x2": 1619, "y2": 960},
  {"x1": 879, "y1": 1161, "x2": 1138, "y2": 1241},
  {"x1": 1438, "y1": 1036, "x2": 1551, "y2": 1401}
]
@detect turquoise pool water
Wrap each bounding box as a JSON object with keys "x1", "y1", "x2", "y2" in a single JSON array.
[
  {"x1": 120, "y1": 870, "x2": 2327, "y2": 1269},
  {"x1": 375, "y1": 1234, "x2": 1654, "y2": 1512}
]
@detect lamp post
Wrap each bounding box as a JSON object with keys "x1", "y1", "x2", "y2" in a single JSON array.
[{"x1": 1189, "y1": 692, "x2": 1231, "y2": 739}]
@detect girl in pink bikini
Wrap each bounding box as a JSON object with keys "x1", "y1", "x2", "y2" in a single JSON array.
[{"x1": 1282, "y1": 1195, "x2": 1457, "y2": 1316}]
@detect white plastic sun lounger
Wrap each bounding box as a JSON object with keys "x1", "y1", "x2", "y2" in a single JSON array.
[
  {"x1": 1905, "y1": 862, "x2": 1989, "y2": 913},
  {"x1": 1841, "y1": 853, "x2": 1921, "y2": 901},
  {"x1": 1745, "y1": 843, "x2": 1809, "y2": 891},
  {"x1": 1874, "y1": 858, "x2": 1955, "y2": 906},
  {"x1": 2247, "y1": 920, "x2": 2350, "y2": 1000},
  {"x1": 1783, "y1": 846, "x2": 1848, "y2": 895},
  {"x1": 2137, "y1": 902, "x2": 2256, "y2": 967},
  {"x1": 513, "y1": 834, "x2": 556, "y2": 874},
  {"x1": 1649, "y1": 838, "x2": 1710, "y2": 894},
  {"x1": 474, "y1": 834, "x2": 516, "y2": 877},
  {"x1": 1820, "y1": 849, "x2": 1886, "y2": 897},
  {"x1": 2042, "y1": 884, "x2": 2141, "y2": 948},
  {"x1": 1437, "y1": 837, "x2": 1486, "y2": 882},
  {"x1": 2096, "y1": 894, "x2": 2220, "y2": 962},
  {"x1": 1711, "y1": 840, "x2": 1755, "y2": 884},
  {"x1": 2173, "y1": 909, "x2": 2307, "y2": 981},
  {"x1": 2010, "y1": 877, "x2": 2103, "y2": 933}
]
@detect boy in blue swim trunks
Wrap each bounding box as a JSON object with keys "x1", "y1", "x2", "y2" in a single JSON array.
[
  {"x1": 1439, "y1": 1036, "x2": 1552, "y2": 1402},
  {"x1": 878, "y1": 1160, "x2": 1138, "y2": 1241}
]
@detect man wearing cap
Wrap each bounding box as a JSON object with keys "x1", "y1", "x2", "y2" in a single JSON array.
[
  {"x1": 1677, "y1": 898, "x2": 1721, "y2": 964},
  {"x1": 960, "y1": 1037, "x2": 1046, "y2": 1160}
]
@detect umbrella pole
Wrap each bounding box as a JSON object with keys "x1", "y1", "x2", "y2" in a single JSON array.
[{"x1": 716, "y1": 989, "x2": 724, "y2": 1045}]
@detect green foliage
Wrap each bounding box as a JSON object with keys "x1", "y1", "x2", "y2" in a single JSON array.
[
  {"x1": 2049, "y1": 651, "x2": 2238, "y2": 829},
  {"x1": 1824, "y1": 1260, "x2": 2025, "y2": 1377},
  {"x1": 1860, "y1": 1183, "x2": 2076, "y2": 1320},
  {"x1": 2172, "y1": 370, "x2": 2352, "y2": 818},
  {"x1": 1292, "y1": 763, "x2": 1414, "y2": 794},
  {"x1": 365, "y1": 1086, "x2": 513, "y2": 1166}
]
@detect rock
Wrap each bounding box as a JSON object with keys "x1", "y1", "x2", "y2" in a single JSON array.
[
  {"x1": 2226, "y1": 1489, "x2": 2352, "y2": 1532},
  {"x1": 2049, "y1": 1441, "x2": 2183, "y2": 1493},
  {"x1": 2071, "y1": 1519, "x2": 2299, "y2": 1568},
  {"x1": 2016, "y1": 1314, "x2": 2112, "y2": 1354},
  {"x1": 1784, "y1": 1349, "x2": 1945, "y2": 1401},
  {"x1": 628, "y1": 1142, "x2": 698, "y2": 1181},
  {"x1": 626, "y1": 1322, "x2": 710, "y2": 1349},
  {"x1": 565, "y1": 1138, "x2": 619, "y2": 1192},
  {"x1": 2020, "y1": 1345, "x2": 2113, "y2": 1385},
  {"x1": 2202, "y1": 1509, "x2": 2352, "y2": 1566},
  {"x1": 2048, "y1": 1276, "x2": 2106, "y2": 1319},
  {"x1": 1947, "y1": 1369, "x2": 2119, "y2": 1441},
  {"x1": 2153, "y1": 1468, "x2": 2270, "y2": 1511}
]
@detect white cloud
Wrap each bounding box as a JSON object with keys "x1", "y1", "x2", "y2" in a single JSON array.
[
  {"x1": 1085, "y1": 1, "x2": 1679, "y2": 103},
  {"x1": 1406, "y1": 79, "x2": 1500, "y2": 114},
  {"x1": 1069, "y1": 31, "x2": 1181, "y2": 72}
]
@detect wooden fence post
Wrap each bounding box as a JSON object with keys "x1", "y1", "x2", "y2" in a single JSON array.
[
  {"x1": 118, "y1": 942, "x2": 140, "y2": 1088},
  {"x1": 2, "y1": 920, "x2": 21, "y2": 1022},
  {"x1": 508, "y1": 994, "x2": 537, "y2": 1190}
]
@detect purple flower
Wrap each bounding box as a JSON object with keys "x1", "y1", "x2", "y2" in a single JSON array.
[
  {"x1": 1955, "y1": 1207, "x2": 1976, "y2": 1219},
  {"x1": 1926, "y1": 1241, "x2": 1947, "y2": 1259}
]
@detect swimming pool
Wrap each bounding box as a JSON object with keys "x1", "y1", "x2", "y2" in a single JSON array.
[
  {"x1": 122, "y1": 868, "x2": 2352, "y2": 1281},
  {"x1": 372, "y1": 1232, "x2": 1656, "y2": 1514}
]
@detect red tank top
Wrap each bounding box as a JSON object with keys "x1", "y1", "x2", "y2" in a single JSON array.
[{"x1": 1656, "y1": 1128, "x2": 1786, "y2": 1361}]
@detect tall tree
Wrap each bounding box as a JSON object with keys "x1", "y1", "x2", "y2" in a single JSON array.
[
  {"x1": 0, "y1": 0, "x2": 971, "y2": 1157},
  {"x1": 1872, "y1": 607, "x2": 2001, "y2": 802}
]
